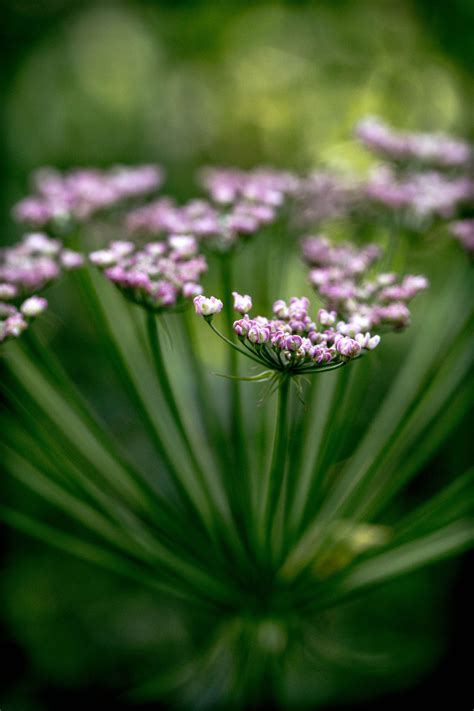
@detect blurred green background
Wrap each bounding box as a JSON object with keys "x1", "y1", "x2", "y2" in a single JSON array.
[{"x1": 1, "y1": 0, "x2": 473, "y2": 708}]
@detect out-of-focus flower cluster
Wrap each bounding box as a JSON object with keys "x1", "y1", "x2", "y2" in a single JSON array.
[
  {"x1": 355, "y1": 117, "x2": 473, "y2": 169},
  {"x1": 0, "y1": 233, "x2": 83, "y2": 300},
  {"x1": 90, "y1": 237, "x2": 207, "y2": 313},
  {"x1": 196, "y1": 293, "x2": 380, "y2": 375},
  {"x1": 13, "y1": 165, "x2": 164, "y2": 229},
  {"x1": 292, "y1": 171, "x2": 362, "y2": 228},
  {"x1": 125, "y1": 167, "x2": 299, "y2": 253},
  {"x1": 0, "y1": 296, "x2": 48, "y2": 344},
  {"x1": 365, "y1": 166, "x2": 474, "y2": 222},
  {"x1": 303, "y1": 235, "x2": 428, "y2": 330},
  {"x1": 355, "y1": 117, "x2": 474, "y2": 245},
  {"x1": 199, "y1": 167, "x2": 299, "y2": 206}
]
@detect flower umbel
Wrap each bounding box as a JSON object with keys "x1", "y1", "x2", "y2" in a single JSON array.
[
  {"x1": 0, "y1": 233, "x2": 83, "y2": 299},
  {"x1": 303, "y1": 235, "x2": 428, "y2": 330},
  {"x1": 90, "y1": 237, "x2": 207, "y2": 314},
  {"x1": 13, "y1": 165, "x2": 164, "y2": 229},
  {"x1": 196, "y1": 293, "x2": 381, "y2": 377}
]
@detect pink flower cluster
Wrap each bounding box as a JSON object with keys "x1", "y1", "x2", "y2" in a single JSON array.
[
  {"x1": 13, "y1": 165, "x2": 163, "y2": 228},
  {"x1": 303, "y1": 235, "x2": 428, "y2": 330},
  {"x1": 355, "y1": 117, "x2": 473, "y2": 169},
  {"x1": 126, "y1": 198, "x2": 220, "y2": 238},
  {"x1": 294, "y1": 171, "x2": 362, "y2": 227},
  {"x1": 199, "y1": 167, "x2": 299, "y2": 206},
  {"x1": 0, "y1": 296, "x2": 48, "y2": 345},
  {"x1": 365, "y1": 166, "x2": 474, "y2": 221},
  {"x1": 231, "y1": 295, "x2": 380, "y2": 373},
  {"x1": 90, "y1": 237, "x2": 207, "y2": 313},
  {"x1": 0, "y1": 233, "x2": 83, "y2": 300},
  {"x1": 126, "y1": 192, "x2": 280, "y2": 252}
]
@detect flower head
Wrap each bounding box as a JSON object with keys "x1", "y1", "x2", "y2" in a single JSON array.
[
  {"x1": 13, "y1": 165, "x2": 164, "y2": 229},
  {"x1": 199, "y1": 167, "x2": 298, "y2": 206},
  {"x1": 302, "y1": 235, "x2": 428, "y2": 331},
  {"x1": 91, "y1": 237, "x2": 207, "y2": 314},
  {"x1": 355, "y1": 116, "x2": 473, "y2": 169},
  {"x1": 365, "y1": 166, "x2": 473, "y2": 225},
  {"x1": 198, "y1": 293, "x2": 381, "y2": 377},
  {"x1": 0, "y1": 233, "x2": 83, "y2": 299}
]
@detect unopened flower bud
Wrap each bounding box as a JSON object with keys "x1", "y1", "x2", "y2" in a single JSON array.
[
  {"x1": 232, "y1": 291, "x2": 253, "y2": 314},
  {"x1": 20, "y1": 296, "x2": 48, "y2": 318},
  {"x1": 284, "y1": 334, "x2": 303, "y2": 351},
  {"x1": 318, "y1": 308, "x2": 336, "y2": 326},
  {"x1": 193, "y1": 294, "x2": 223, "y2": 317},
  {"x1": 272, "y1": 299, "x2": 289, "y2": 319},
  {"x1": 234, "y1": 316, "x2": 251, "y2": 337},
  {"x1": 335, "y1": 336, "x2": 361, "y2": 359}
]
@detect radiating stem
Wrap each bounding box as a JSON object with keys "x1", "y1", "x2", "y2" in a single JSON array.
[
  {"x1": 70, "y1": 265, "x2": 218, "y2": 542},
  {"x1": 145, "y1": 311, "x2": 219, "y2": 526},
  {"x1": 218, "y1": 255, "x2": 254, "y2": 555},
  {"x1": 21, "y1": 328, "x2": 160, "y2": 509},
  {"x1": 261, "y1": 375, "x2": 290, "y2": 560}
]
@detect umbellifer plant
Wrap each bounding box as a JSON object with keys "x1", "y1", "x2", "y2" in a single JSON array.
[{"x1": 1, "y1": 128, "x2": 473, "y2": 708}]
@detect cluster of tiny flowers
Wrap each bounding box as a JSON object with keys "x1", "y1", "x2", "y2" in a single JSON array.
[
  {"x1": 355, "y1": 117, "x2": 473, "y2": 169},
  {"x1": 0, "y1": 296, "x2": 48, "y2": 344},
  {"x1": 199, "y1": 167, "x2": 299, "y2": 206},
  {"x1": 229, "y1": 296, "x2": 380, "y2": 372},
  {"x1": 303, "y1": 235, "x2": 428, "y2": 330},
  {"x1": 449, "y1": 219, "x2": 474, "y2": 252},
  {"x1": 126, "y1": 193, "x2": 281, "y2": 252},
  {"x1": 365, "y1": 166, "x2": 474, "y2": 222},
  {"x1": 13, "y1": 165, "x2": 163, "y2": 228},
  {"x1": 90, "y1": 236, "x2": 207, "y2": 313},
  {"x1": 293, "y1": 171, "x2": 362, "y2": 227},
  {"x1": 0, "y1": 233, "x2": 83, "y2": 300},
  {"x1": 126, "y1": 198, "x2": 220, "y2": 238}
]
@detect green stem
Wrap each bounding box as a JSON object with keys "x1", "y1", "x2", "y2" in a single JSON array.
[
  {"x1": 261, "y1": 376, "x2": 291, "y2": 560},
  {"x1": 219, "y1": 256, "x2": 254, "y2": 555},
  {"x1": 21, "y1": 329, "x2": 163, "y2": 513},
  {"x1": 71, "y1": 266, "x2": 217, "y2": 540},
  {"x1": 145, "y1": 312, "x2": 219, "y2": 523}
]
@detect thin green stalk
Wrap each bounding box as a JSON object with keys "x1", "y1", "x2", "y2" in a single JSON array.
[
  {"x1": 286, "y1": 373, "x2": 339, "y2": 539},
  {"x1": 1, "y1": 378, "x2": 193, "y2": 552},
  {"x1": 0, "y1": 504, "x2": 223, "y2": 611},
  {"x1": 20, "y1": 328, "x2": 169, "y2": 514},
  {"x1": 218, "y1": 255, "x2": 254, "y2": 554},
  {"x1": 145, "y1": 312, "x2": 221, "y2": 528},
  {"x1": 297, "y1": 366, "x2": 351, "y2": 534},
  {"x1": 70, "y1": 266, "x2": 218, "y2": 541},
  {"x1": 181, "y1": 311, "x2": 228, "y2": 470},
  {"x1": 260, "y1": 376, "x2": 291, "y2": 560}
]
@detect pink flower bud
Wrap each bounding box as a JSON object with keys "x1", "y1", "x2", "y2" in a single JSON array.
[
  {"x1": 193, "y1": 295, "x2": 223, "y2": 317},
  {"x1": 20, "y1": 296, "x2": 48, "y2": 318},
  {"x1": 232, "y1": 291, "x2": 253, "y2": 314}
]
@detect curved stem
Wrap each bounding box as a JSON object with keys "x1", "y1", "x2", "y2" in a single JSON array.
[{"x1": 207, "y1": 321, "x2": 263, "y2": 365}]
